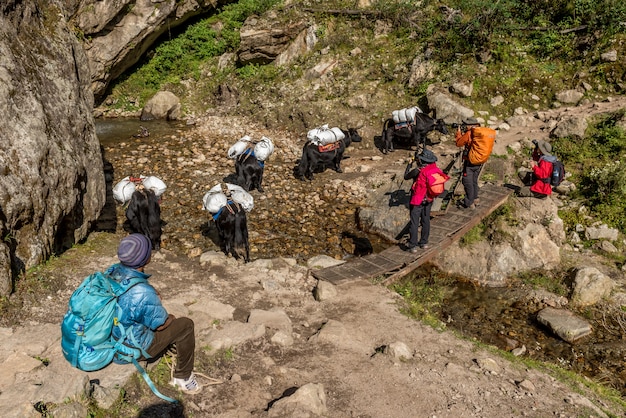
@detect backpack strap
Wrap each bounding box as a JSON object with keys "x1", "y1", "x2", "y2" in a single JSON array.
[
  {"x1": 112, "y1": 302, "x2": 178, "y2": 403},
  {"x1": 131, "y1": 357, "x2": 179, "y2": 403}
]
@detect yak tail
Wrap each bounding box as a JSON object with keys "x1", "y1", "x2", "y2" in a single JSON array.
[
  {"x1": 382, "y1": 118, "x2": 392, "y2": 132},
  {"x1": 297, "y1": 145, "x2": 310, "y2": 177},
  {"x1": 234, "y1": 209, "x2": 250, "y2": 262}
]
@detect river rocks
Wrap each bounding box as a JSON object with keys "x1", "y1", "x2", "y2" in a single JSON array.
[
  {"x1": 0, "y1": 1, "x2": 105, "y2": 296},
  {"x1": 357, "y1": 170, "x2": 409, "y2": 242},
  {"x1": 536, "y1": 307, "x2": 592, "y2": 343},
  {"x1": 570, "y1": 267, "x2": 615, "y2": 307},
  {"x1": 140, "y1": 91, "x2": 181, "y2": 121}
]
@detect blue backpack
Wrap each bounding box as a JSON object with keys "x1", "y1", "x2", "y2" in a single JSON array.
[{"x1": 61, "y1": 271, "x2": 177, "y2": 403}]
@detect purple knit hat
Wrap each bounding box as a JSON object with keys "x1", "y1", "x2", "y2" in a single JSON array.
[{"x1": 117, "y1": 234, "x2": 152, "y2": 269}]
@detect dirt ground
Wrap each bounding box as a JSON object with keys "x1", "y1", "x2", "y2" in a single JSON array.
[{"x1": 12, "y1": 97, "x2": 626, "y2": 417}]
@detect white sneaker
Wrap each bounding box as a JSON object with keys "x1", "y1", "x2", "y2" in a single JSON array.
[{"x1": 170, "y1": 373, "x2": 202, "y2": 394}]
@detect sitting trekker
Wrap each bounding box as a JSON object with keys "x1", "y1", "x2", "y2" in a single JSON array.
[
  {"x1": 516, "y1": 139, "x2": 556, "y2": 198},
  {"x1": 108, "y1": 233, "x2": 203, "y2": 394}
]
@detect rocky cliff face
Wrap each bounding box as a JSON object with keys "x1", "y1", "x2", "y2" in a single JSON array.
[
  {"x1": 65, "y1": 0, "x2": 225, "y2": 103},
  {"x1": 0, "y1": 1, "x2": 105, "y2": 295}
]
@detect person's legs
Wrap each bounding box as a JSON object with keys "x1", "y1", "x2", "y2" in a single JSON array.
[
  {"x1": 515, "y1": 186, "x2": 548, "y2": 199},
  {"x1": 518, "y1": 169, "x2": 533, "y2": 185},
  {"x1": 516, "y1": 186, "x2": 534, "y2": 197},
  {"x1": 147, "y1": 317, "x2": 195, "y2": 379},
  {"x1": 461, "y1": 163, "x2": 472, "y2": 207},
  {"x1": 418, "y1": 201, "x2": 432, "y2": 246},
  {"x1": 462, "y1": 163, "x2": 481, "y2": 207},
  {"x1": 469, "y1": 164, "x2": 481, "y2": 204},
  {"x1": 408, "y1": 204, "x2": 422, "y2": 248}
]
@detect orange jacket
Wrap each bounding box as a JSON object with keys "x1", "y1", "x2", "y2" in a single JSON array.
[{"x1": 455, "y1": 126, "x2": 496, "y2": 165}]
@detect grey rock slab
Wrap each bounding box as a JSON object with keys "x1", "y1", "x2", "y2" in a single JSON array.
[{"x1": 536, "y1": 307, "x2": 592, "y2": 343}]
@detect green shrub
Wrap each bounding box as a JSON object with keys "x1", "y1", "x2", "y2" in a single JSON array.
[
  {"x1": 553, "y1": 111, "x2": 626, "y2": 232},
  {"x1": 108, "y1": 0, "x2": 282, "y2": 108}
]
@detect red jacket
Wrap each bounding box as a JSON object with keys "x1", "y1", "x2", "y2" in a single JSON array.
[
  {"x1": 530, "y1": 156, "x2": 554, "y2": 195},
  {"x1": 410, "y1": 163, "x2": 442, "y2": 205}
]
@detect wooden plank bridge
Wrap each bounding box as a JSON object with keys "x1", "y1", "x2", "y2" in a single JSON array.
[{"x1": 311, "y1": 184, "x2": 513, "y2": 285}]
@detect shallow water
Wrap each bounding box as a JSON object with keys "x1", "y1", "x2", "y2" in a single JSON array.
[
  {"x1": 407, "y1": 268, "x2": 626, "y2": 397},
  {"x1": 95, "y1": 118, "x2": 388, "y2": 261}
]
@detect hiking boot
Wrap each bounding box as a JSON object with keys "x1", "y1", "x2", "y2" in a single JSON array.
[{"x1": 170, "y1": 373, "x2": 202, "y2": 394}]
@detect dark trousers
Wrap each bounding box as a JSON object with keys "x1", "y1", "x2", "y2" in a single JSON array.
[
  {"x1": 409, "y1": 200, "x2": 432, "y2": 247},
  {"x1": 146, "y1": 317, "x2": 195, "y2": 379},
  {"x1": 462, "y1": 162, "x2": 482, "y2": 207}
]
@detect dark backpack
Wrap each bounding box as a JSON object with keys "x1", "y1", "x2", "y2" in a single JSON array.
[
  {"x1": 541, "y1": 159, "x2": 565, "y2": 186},
  {"x1": 551, "y1": 160, "x2": 565, "y2": 186}
]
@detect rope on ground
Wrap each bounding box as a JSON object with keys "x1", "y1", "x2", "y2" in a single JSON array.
[{"x1": 163, "y1": 348, "x2": 225, "y2": 385}]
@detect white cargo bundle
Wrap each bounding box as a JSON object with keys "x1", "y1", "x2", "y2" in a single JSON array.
[
  {"x1": 254, "y1": 136, "x2": 274, "y2": 161},
  {"x1": 142, "y1": 176, "x2": 167, "y2": 196},
  {"x1": 307, "y1": 124, "x2": 329, "y2": 142},
  {"x1": 202, "y1": 183, "x2": 254, "y2": 214},
  {"x1": 112, "y1": 177, "x2": 136, "y2": 204},
  {"x1": 227, "y1": 135, "x2": 253, "y2": 159},
  {"x1": 307, "y1": 125, "x2": 345, "y2": 146},
  {"x1": 112, "y1": 175, "x2": 167, "y2": 204},
  {"x1": 202, "y1": 191, "x2": 228, "y2": 214},
  {"x1": 392, "y1": 106, "x2": 422, "y2": 124}
]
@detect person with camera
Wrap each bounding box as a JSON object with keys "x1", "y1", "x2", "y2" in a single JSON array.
[
  {"x1": 516, "y1": 139, "x2": 555, "y2": 198},
  {"x1": 403, "y1": 149, "x2": 446, "y2": 253},
  {"x1": 454, "y1": 117, "x2": 496, "y2": 209}
]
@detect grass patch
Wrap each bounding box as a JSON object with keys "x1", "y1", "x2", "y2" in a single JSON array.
[
  {"x1": 515, "y1": 269, "x2": 570, "y2": 296},
  {"x1": 389, "y1": 265, "x2": 456, "y2": 330}
]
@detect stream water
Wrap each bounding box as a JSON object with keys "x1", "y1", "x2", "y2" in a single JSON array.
[
  {"x1": 95, "y1": 119, "x2": 626, "y2": 399},
  {"x1": 398, "y1": 265, "x2": 626, "y2": 398}
]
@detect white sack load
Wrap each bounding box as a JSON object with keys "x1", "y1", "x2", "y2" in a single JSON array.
[
  {"x1": 112, "y1": 177, "x2": 137, "y2": 204},
  {"x1": 142, "y1": 176, "x2": 167, "y2": 196},
  {"x1": 307, "y1": 124, "x2": 329, "y2": 142},
  {"x1": 392, "y1": 106, "x2": 422, "y2": 124},
  {"x1": 202, "y1": 190, "x2": 228, "y2": 214},
  {"x1": 228, "y1": 135, "x2": 253, "y2": 159},
  {"x1": 254, "y1": 136, "x2": 274, "y2": 161},
  {"x1": 112, "y1": 175, "x2": 167, "y2": 204},
  {"x1": 307, "y1": 125, "x2": 345, "y2": 146},
  {"x1": 202, "y1": 183, "x2": 254, "y2": 214}
]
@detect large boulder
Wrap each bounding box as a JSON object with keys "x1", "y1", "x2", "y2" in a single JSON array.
[
  {"x1": 426, "y1": 85, "x2": 474, "y2": 123},
  {"x1": 140, "y1": 91, "x2": 181, "y2": 121},
  {"x1": 0, "y1": 1, "x2": 105, "y2": 296},
  {"x1": 237, "y1": 13, "x2": 308, "y2": 66}
]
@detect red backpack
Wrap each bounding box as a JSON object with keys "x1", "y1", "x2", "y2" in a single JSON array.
[{"x1": 427, "y1": 170, "x2": 450, "y2": 199}]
